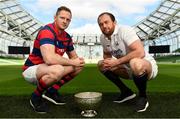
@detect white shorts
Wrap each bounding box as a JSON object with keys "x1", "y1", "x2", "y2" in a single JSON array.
[
  {"x1": 124, "y1": 57, "x2": 158, "y2": 80},
  {"x1": 22, "y1": 65, "x2": 39, "y2": 85},
  {"x1": 145, "y1": 56, "x2": 158, "y2": 79}
]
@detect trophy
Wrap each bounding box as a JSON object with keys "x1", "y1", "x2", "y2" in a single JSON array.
[{"x1": 74, "y1": 92, "x2": 102, "y2": 117}]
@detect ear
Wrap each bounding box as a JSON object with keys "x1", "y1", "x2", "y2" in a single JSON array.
[
  {"x1": 114, "y1": 20, "x2": 117, "y2": 25},
  {"x1": 54, "y1": 15, "x2": 56, "y2": 20}
]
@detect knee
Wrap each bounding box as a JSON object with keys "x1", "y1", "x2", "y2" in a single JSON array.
[
  {"x1": 75, "y1": 66, "x2": 84, "y2": 73},
  {"x1": 97, "y1": 60, "x2": 104, "y2": 72},
  {"x1": 129, "y1": 58, "x2": 144, "y2": 75},
  {"x1": 70, "y1": 66, "x2": 84, "y2": 77},
  {"x1": 49, "y1": 65, "x2": 65, "y2": 81}
]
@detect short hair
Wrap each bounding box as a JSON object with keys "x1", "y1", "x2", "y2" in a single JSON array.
[
  {"x1": 56, "y1": 6, "x2": 72, "y2": 16},
  {"x1": 97, "y1": 12, "x2": 116, "y2": 23}
]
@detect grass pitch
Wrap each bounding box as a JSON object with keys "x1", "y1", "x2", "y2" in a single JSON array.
[{"x1": 0, "y1": 64, "x2": 180, "y2": 118}]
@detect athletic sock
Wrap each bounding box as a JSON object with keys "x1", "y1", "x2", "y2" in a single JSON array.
[
  {"x1": 48, "y1": 74, "x2": 74, "y2": 93},
  {"x1": 103, "y1": 70, "x2": 131, "y2": 93},
  {"x1": 133, "y1": 72, "x2": 148, "y2": 97},
  {"x1": 34, "y1": 79, "x2": 48, "y2": 96}
]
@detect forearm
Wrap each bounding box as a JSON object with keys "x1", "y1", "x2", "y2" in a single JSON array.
[
  {"x1": 67, "y1": 50, "x2": 79, "y2": 59},
  {"x1": 40, "y1": 45, "x2": 80, "y2": 66},
  {"x1": 44, "y1": 53, "x2": 74, "y2": 66},
  {"x1": 69, "y1": 54, "x2": 78, "y2": 59},
  {"x1": 117, "y1": 50, "x2": 144, "y2": 65}
]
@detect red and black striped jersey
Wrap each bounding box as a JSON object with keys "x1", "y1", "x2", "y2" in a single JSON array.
[{"x1": 22, "y1": 23, "x2": 74, "y2": 71}]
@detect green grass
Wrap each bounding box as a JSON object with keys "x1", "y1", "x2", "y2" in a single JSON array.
[
  {"x1": 155, "y1": 55, "x2": 180, "y2": 62},
  {"x1": 0, "y1": 64, "x2": 180, "y2": 118}
]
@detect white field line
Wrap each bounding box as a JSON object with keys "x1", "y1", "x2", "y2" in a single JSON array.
[{"x1": 0, "y1": 59, "x2": 23, "y2": 65}]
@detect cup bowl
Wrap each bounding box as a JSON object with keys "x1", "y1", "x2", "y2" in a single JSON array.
[{"x1": 74, "y1": 92, "x2": 102, "y2": 117}]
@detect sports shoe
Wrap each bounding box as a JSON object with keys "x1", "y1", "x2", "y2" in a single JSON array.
[
  {"x1": 42, "y1": 91, "x2": 66, "y2": 105},
  {"x1": 30, "y1": 94, "x2": 49, "y2": 114},
  {"x1": 113, "y1": 91, "x2": 136, "y2": 103},
  {"x1": 135, "y1": 97, "x2": 149, "y2": 112}
]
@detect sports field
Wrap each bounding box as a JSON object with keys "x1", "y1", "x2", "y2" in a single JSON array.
[{"x1": 0, "y1": 63, "x2": 180, "y2": 118}]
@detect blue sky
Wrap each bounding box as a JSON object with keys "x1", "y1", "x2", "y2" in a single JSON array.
[{"x1": 19, "y1": 0, "x2": 161, "y2": 34}]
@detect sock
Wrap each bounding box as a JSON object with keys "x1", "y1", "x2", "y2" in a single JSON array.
[
  {"x1": 48, "y1": 74, "x2": 74, "y2": 93},
  {"x1": 34, "y1": 79, "x2": 47, "y2": 96},
  {"x1": 103, "y1": 70, "x2": 131, "y2": 93},
  {"x1": 133, "y1": 72, "x2": 148, "y2": 97}
]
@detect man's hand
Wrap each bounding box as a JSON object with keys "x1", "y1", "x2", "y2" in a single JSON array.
[
  {"x1": 71, "y1": 57, "x2": 85, "y2": 67},
  {"x1": 102, "y1": 58, "x2": 119, "y2": 70}
]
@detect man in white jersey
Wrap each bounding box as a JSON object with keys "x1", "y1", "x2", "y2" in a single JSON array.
[{"x1": 97, "y1": 12, "x2": 158, "y2": 112}]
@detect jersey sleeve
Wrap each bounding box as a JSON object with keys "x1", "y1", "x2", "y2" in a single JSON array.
[
  {"x1": 100, "y1": 35, "x2": 109, "y2": 53},
  {"x1": 38, "y1": 29, "x2": 55, "y2": 46},
  {"x1": 120, "y1": 26, "x2": 140, "y2": 46},
  {"x1": 66, "y1": 34, "x2": 74, "y2": 52}
]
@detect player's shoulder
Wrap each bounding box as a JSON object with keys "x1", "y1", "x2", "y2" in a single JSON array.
[
  {"x1": 43, "y1": 23, "x2": 54, "y2": 31},
  {"x1": 117, "y1": 25, "x2": 136, "y2": 37},
  {"x1": 37, "y1": 23, "x2": 55, "y2": 39},
  {"x1": 38, "y1": 23, "x2": 54, "y2": 33},
  {"x1": 65, "y1": 31, "x2": 72, "y2": 39}
]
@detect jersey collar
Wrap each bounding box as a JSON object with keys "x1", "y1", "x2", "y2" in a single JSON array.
[
  {"x1": 112, "y1": 24, "x2": 119, "y2": 35},
  {"x1": 52, "y1": 22, "x2": 65, "y2": 37}
]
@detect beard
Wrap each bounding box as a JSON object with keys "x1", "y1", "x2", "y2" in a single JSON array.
[{"x1": 102, "y1": 29, "x2": 114, "y2": 37}]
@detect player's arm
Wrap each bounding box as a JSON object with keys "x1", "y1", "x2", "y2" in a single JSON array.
[
  {"x1": 67, "y1": 50, "x2": 85, "y2": 67},
  {"x1": 117, "y1": 39, "x2": 145, "y2": 65},
  {"x1": 66, "y1": 50, "x2": 78, "y2": 59},
  {"x1": 38, "y1": 28, "x2": 84, "y2": 67},
  {"x1": 40, "y1": 44, "x2": 84, "y2": 67}
]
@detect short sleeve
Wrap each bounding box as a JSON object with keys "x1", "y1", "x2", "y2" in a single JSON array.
[
  {"x1": 100, "y1": 35, "x2": 109, "y2": 53},
  {"x1": 38, "y1": 29, "x2": 55, "y2": 46},
  {"x1": 120, "y1": 26, "x2": 139, "y2": 46},
  {"x1": 66, "y1": 34, "x2": 74, "y2": 52}
]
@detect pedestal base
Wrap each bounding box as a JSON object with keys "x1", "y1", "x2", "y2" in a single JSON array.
[{"x1": 81, "y1": 110, "x2": 97, "y2": 117}]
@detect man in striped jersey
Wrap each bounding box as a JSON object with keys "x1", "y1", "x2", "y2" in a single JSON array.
[{"x1": 22, "y1": 6, "x2": 85, "y2": 114}]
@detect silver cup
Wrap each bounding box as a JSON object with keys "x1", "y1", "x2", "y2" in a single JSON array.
[{"x1": 74, "y1": 92, "x2": 102, "y2": 117}]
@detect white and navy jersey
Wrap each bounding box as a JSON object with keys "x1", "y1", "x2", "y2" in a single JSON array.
[
  {"x1": 100, "y1": 25, "x2": 139, "y2": 58},
  {"x1": 100, "y1": 25, "x2": 153, "y2": 60},
  {"x1": 100, "y1": 25, "x2": 158, "y2": 79}
]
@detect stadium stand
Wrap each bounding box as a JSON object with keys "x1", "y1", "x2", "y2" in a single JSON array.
[{"x1": 0, "y1": 0, "x2": 179, "y2": 63}]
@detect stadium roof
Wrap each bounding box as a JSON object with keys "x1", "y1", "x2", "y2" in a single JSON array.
[
  {"x1": 0, "y1": 0, "x2": 179, "y2": 42},
  {"x1": 134, "y1": 0, "x2": 180, "y2": 41},
  {"x1": 0, "y1": 0, "x2": 43, "y2": 41}
]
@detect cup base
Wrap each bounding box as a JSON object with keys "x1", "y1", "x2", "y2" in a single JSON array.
[{"x1": 81, "y1": 110, "x2": 97, "y2": 117}]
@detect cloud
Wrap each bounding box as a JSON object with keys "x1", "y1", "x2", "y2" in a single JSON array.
[
  {"x1": 30, "y1": 0, "x2": 160, "y2": 19},
  {"x1": 67, "y1": 23, "x2": 101, "y2": 34},
  {"x1": 19, "y1": 0, "x2": 161, "y2": 34},
  {"x1": 108, "y1": 0, "x2": 160, "y2": 17}
]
